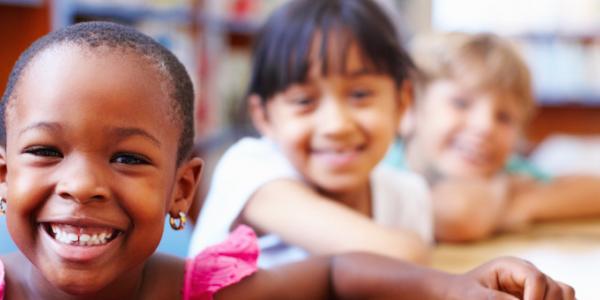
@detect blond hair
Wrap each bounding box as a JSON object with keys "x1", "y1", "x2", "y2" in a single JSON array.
[{"x1": 409, "y1": 32, "x2": 536, "y2": 120}]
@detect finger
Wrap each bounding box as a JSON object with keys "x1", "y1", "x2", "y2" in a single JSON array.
[
  {"x1": 541, "y1": 277, "x2": 563, "y2": 300},
  {"x1": 522, "y1": 271, "x2": 548, "y2": 300},
  {"x1": 558, "y1": 282, "x2": 576, "y2": 300}
]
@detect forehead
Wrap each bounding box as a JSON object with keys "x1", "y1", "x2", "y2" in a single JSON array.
[
  {"x1": 305, "y1": 36, "x2": 375, "y2": 81},
  {"x1": 425, "y1": 79, "x2": 524, "y2": 112},
  {"x1": 8, "y1": 45, "x2": 178, "y2": 141}
]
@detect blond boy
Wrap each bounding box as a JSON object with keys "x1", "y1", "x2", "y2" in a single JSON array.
[{"x1": 394, "y1": 32, "x2": 600, "y2": 242}]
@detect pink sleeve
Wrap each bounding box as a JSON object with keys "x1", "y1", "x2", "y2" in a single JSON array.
[
  {"x1": 182, "y1": 225, "x2": 259, "y2": 300},
  {"x1": 0, "y1": 258, "x2": 5, "y2": 300}
]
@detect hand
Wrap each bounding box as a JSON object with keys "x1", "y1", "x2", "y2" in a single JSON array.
[
  {"x1": 432, "y1": 176, "x2": 508, "y2": 241},
  {"x1": 452, "y1": 256, "x2": 575, "y2": 300}
]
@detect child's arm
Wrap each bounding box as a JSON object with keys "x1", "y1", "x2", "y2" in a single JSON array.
[
  {"x1": 432, "y1": 174, "x2": 600, "y2": 242},
  {"x1": 243, "y1": 179, "x2": 430, "y2": 264},
  {"x1": 503, "y1": 175, "x2": 600, "y2": 229},
  {"x1": 216, "y1": 253, "x2": 574, "y2": 300}
]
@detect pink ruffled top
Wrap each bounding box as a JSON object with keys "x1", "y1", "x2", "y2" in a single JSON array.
[
  {"x1": 0, "y1": 225, "x2": 258, "y2": 300},
  {"x1": 183, "y1": 225, "x2": 259, "y2": 300}
]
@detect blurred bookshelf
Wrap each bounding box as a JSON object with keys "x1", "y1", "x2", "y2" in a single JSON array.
[
  {"x1": 432, "y1": 0, "x2": 600, "y2": 107},
  {"x1": 50, "y1": 0, "x2": 287, "y2": 141},
  {"x1": 0, "y1": 0, "x2": 42, "y2": 6}
]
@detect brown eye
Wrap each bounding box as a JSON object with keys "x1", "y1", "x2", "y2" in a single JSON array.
[
  {"x1": 349, "y1": 88, "x2": 373, "y2": 100},
  {"x1": 292, "y1": 96, "x2": 315, "y2": 107},
  {"x1": 110, "y1": 153, "x2": 150, "y2": 165},
  {"x1": 451, "y1": 97, "x2": 470, "y2": 110},
  {"x1": 23, "y1": 146, "x2": 63, "y2": 158},
  {"x1": 497, "y1": 110, "x2": 514, "y2": 125}
]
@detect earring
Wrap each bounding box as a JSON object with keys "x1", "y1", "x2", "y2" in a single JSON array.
[
  {"x1": 0, "y1": 197, "x2": 6, "y2": 215},
  {"x1": 169, "y1": 211, "x2": 187, "y2": 231}
]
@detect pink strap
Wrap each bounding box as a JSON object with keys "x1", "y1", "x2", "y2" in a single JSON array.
[
  {"x1": 0, "y1": 258, "x2": 4, "y2": 300},
  {"x1": 183, "y1": 225, "x2": 259, "y2": 300}
]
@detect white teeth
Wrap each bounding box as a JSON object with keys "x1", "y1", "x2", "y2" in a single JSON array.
[
  {"x1": 80, "y1": 234, "x2": 90, "y2": 242},
  {"x1": 67, "y1": 233, "x2": 78, "y2": 242},
  {"x1": 48, "y1": 224, "x2": 115, "y2": 246}
]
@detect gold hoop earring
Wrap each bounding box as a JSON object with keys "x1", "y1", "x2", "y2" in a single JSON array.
[
  {"x1": 0, "y1": 197, "x2": 6, "y2": 215},
  {"x1": 169, "y1": 211, "x2": 187, "y2": 231}
]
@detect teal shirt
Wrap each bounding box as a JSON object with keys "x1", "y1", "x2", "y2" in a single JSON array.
[{"x1": 384, "y1": 140, "x2": 552, "y2": 181}]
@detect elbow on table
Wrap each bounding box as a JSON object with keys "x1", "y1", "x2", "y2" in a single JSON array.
[{"x1": 434, "y1": 216, "x2": 496, "y2": 243}]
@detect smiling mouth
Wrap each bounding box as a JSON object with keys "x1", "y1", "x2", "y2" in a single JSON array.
[
  {"x1": 41, "y1": 223, "x2": 122, "y2": 247},
  {"x1": 453, "y1": 143, "x2": 491, "y2": 166}
]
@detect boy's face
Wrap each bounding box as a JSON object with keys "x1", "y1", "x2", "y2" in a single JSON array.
[
  {"x1": 254, "y1": 44, "x2": 404, "y2": 195},
  {"x1": 410, "y1": 79, "x2": 523, "y2": 179},
  {"x1": 2, "y1": 46, "x2": 183, "y2": 294}
]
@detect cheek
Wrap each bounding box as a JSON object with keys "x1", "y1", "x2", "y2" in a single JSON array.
[
  {"x1": 118, "y1": 177, "x2": 171, "y2": 222},
  {"x1": 7, "y1": 168, "x2": 50, "y2": 218},
  {"x1": 272, "y1": 119, "x2": 312, "y2": 154},
  {"x1": 495, "y1": 128, "x2": 519, "y2": 155},
  {"x1": 362, "y1": 112, "x2": 395, "y2": 148}
]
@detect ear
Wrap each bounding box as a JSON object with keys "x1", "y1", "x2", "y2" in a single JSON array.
[
  {"x1": 168, "y1": 156, "x2": 204, "y2": 218},
  {"x1": 398, "y1": 80, "x2": 416, "y2": 138},
  {"x1": 248, "y1": 94, "x2": 274, "y2": 138}
]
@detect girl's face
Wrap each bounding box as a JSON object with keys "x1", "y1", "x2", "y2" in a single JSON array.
[
  {"x1": 252, "y1": 44, "x2": 405, "y2": 195},
  {"x1": 409, "y1": 79, "x2": 523, "y2": 179},
  {"x1": 1, "y1": 46, "x2": 197, "y2": 295}
]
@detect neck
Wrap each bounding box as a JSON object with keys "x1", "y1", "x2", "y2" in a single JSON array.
[{"x1": 22, "y1": 256, "x2": 146, "y2": 300}]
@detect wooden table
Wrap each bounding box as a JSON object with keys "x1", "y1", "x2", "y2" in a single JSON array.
[{"x1": 432, "y1": 219, "x2": 600, "y2": 300}]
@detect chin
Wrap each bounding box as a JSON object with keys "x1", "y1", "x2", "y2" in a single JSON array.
[{"x1": 48, "y1": 268, "x2": 113, "y2": 296}]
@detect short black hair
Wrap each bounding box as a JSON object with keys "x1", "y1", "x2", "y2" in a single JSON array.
[
  {"x1": 247, "y1": 0, "x2": 414, "y2": 102},
  {"x1": 0, "y1": 21, "x2": 194, "y2": 164}
]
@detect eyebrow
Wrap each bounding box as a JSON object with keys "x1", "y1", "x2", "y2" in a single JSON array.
[
  {"x1": 18, "y1": 122, "x2": 161, "y2": 148},
  {"x1": 110, "y1": 127, "x2": 161, "y2": 148},
  {"x1": 18, "y1": 122, "x2": 62, "y2": 137},
  {"x1": 344, "y1": 68, "x2": 377, "y2": 78}
]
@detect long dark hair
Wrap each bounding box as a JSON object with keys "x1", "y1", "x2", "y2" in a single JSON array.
[{"x1": 247, "y1": 0, "x2": 414, "y2": 103}]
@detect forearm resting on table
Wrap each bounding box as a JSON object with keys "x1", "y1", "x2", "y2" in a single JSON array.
[
  {"x1": 217, "y1": 253, "x2": 446, "y2": 300},
  {"x1": 508, "y1": 175, "x2": 600, "y2": 224},
  {"x1": 331, "y1": 253, "x2": 449, "y2": 300},
  {"x1": 244, "y1": 179, "x2": 430, "y2": 264}
]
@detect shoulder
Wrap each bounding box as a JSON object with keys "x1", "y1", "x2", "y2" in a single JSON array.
[
  {"x1": 0, "y1": 253, "x2": 32, "y2": 299},
  {"x1": 184, "y1": 225, "x2": 259, "y2": 300},
  {"x1": 220, "y1": 137, "x2": 282, "y2": 163},
  {"x1": 506, "y1": 155, "x2": 552, "y2": 182},
  {"x1": 212, "y1": 136, "x2": 298, "y2": 184},
  {"x1": 141, "y1": 253, "x2": 186, "y2": 299},
  {"x1": 190, "y1": 137, "x2": 299, "y2": 255}
]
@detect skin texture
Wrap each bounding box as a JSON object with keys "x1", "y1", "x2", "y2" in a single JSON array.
[
  {"x1": 245, "y1": 42, "x2": 429, "y2": 263},
  {"x1": 405, "y1": 78, "x2": 600, "y2": 242},
  {"x1": 0, "y1": 45, "x2": 203, "y2": 299}
]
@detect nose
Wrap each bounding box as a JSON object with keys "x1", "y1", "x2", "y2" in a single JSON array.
[
  {"x1": 318, "y1": 98, "x2": 356, "y2": 138},
  {"x1": 55, "y1": 155, "x2": 111, "y2": 204},
  {"x1": 468, "y1": 102, "x2": 496, "y2": 137}
]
